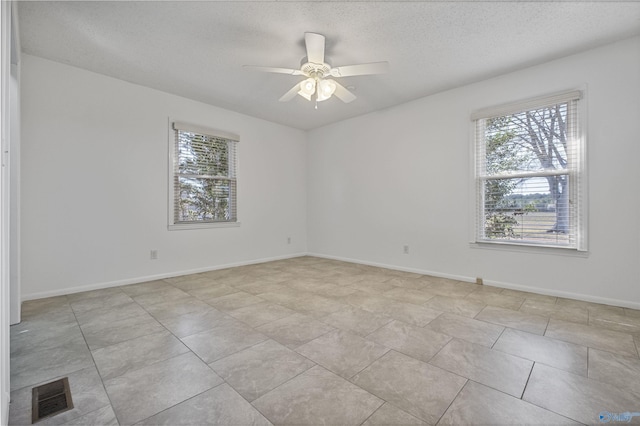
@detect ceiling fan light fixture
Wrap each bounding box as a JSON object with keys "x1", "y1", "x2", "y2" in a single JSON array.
[
  {"x1": 317, "y1": 79, "x2": 337, "y2": 102},
  {"x1": 298, "y1": 90, "x2": 312, "y2": 101},
  {"x1": 299, "y1": 78, "x2": 316, "y2": 96}
]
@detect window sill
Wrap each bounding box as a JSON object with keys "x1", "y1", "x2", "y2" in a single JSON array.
[
  {"x1": 469, "y1": 241, "x2": 589, "y2": 257},
  {"x1": 168, "y1": 221, "x2": 241, "y2": 231}
]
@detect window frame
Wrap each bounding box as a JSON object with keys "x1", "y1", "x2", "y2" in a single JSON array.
[
  {"x1": 168, "y1": 120, "x2": 240, "y2": 230},
  {"x1": 471, "y1": 90, "x2": 587, "y2": 251}
]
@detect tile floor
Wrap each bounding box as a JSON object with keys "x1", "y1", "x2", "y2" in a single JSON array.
[{"x1": 8, "y1": 256, "x2": 640, "y2": 425}]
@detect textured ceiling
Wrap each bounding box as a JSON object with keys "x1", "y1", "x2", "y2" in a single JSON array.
[{"x1": 18, "y1": 1, "x2": 640, "y2": 130}]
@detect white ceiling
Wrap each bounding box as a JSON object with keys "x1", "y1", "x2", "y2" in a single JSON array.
[{"x1": 18, "y1": 1, "x2": 640, "y2": 130}]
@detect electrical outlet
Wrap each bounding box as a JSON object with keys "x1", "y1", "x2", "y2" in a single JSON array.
[
  {"x1": 150, "y1": 249, "x2": 158, "y2": 260},
  {"x1": 403, "y1": 245, "x2": 409, "y2": 254},
  {"x1": 287, "y1": 237, "x2": 291, "y2": 244}
]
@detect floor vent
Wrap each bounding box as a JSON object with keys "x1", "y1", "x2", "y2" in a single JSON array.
[{"x1": 32, "y1": 377, "x2": 74, "y2": 423}]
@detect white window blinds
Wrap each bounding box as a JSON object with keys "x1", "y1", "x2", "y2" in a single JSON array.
[
  {"x1": 473, "y1": 90, "x2": 585, "y2": 250},
  {"x1": 170, "y1": 122, "x2": 238, "y2": 226}
]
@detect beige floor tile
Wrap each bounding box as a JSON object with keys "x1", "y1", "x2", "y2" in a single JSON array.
[
  {"x1": 119, "y1": 279, "x2": 174, "y2": 297},
  {"x1": 257, "y1": 290, "x2": 304, "y2": 309},
  {"x1": 62, "y1": 405, "x2": 119, "y2": 426},
  {"x1": 261, "y1": 290, "x2": 347, "y2": 318},
  {"x1": 362, "y1": 402, "x2": 426, "y2": 425},
  {"x1": 92, "y1": 331, "x2": 189, "y2": 380},
  {"x1": 439, "y1": 380, "x2": 579, "y2": 425},
  {"x1": 252, "y1": 365, "x2": 383, "y2": 425},
  {"x1": 327, "y1": 273, "x2": 365, "y2": 286},
  {"x1": 11, "y1": 306, "x2": 77, "y2": 335},
  {"x1": 588, "y1": 348, "x2": 640, "y2": 395},
  {"x1": 283, "y1": 278, "x2": 330, "y2": 293},
  {"x1": 342, "y1": 291, "x2": 393, "y2": 310},
  {"x1": 11, "y1": 321, "x2": 84, "y2": 357},
  {"x1": 557, "y1": 298, "x2": 625, "y2": 317},
  {"x1": 312, "y1": 282, "x2": 359, "y2": 298},
  {"x1": 382, "y1": 287, "x2": 435, "y2": 305},
  {"x1": 589, "y1": 310, "x2": 640, "y2": 335},
  {"x1": 422, "y1": 295, "x2": 486, "y2": 318},
  {"x1": 143, "y1": 297, "x2": 213, "y2": 320},
  {"x1": 184, "y1": 283, "x2": 240, "y2": 299},
  {"x1": 69, "y1": 292, "x2": 134, "y2": 315},
  {"x1": 430, "y1": 339, "x2": 533, "y2": 398},
  {"x1": 130, "y1": 287, "x2": 191, "y2": 308},
  {"x1": 366, "y1": 320, "x2": 451, "y2": 363},
  {"x1": 349, "y1": 280, "x2": 397, "y2": 294},
  {"x1": 357, "y1": 273, "x2": 396, "y2": 283},
  {"x1": 210, "y1": 339, "x2": 314, "y2": 401},
  {"x1": 351, "y1": 351, "x2": 467, "y2": 424},
  {"x1": 625, "y1": 308, "x2": 640, "y2": 319},
  {"x1": 377, "y1": 300, "x2": 443, "y2": 327},
  {"x1": 425, "y1": 312, "x2": 504, "y2": 347},
  {"x1": 74, "y1": 302, "x2": 147, "y2": 328},
  {"x1": 10, "y1": 336, "x2": 94, "y2": 391},
  {"x1": 80, "y1": 313, "x2": 166, "y2": 350},
  {"x1": 227, "y1": 301, "x2": 296, "y2": 327},
  {"x1": 256, "y1": 313, "x2": 335, "y2": 349},
  {"x1": 523, "y1": 363, "x2": 640, "y2": 425},
  {"x1": 499, "y1": 288, "x2": 558, "y2": 304},
  {"x1": 296, "y1": 329, "x2": 389, "y2": 379},
  {"x1": 421, "y1": 281, "x2": 476, "y2": 298},
  {"x1": 205, "y1": 291, "x2": 264, "y2": 311},
  {"x1": 344, "y1": 291, "x2": 441, "y2": 326},
  {"x1": 138, "y1": 383, "x2": 272, "y2": 425},
  {"x1": 476, "y1": 305, "x2": 549, "y2": 335},
  {"x1": 20, "y1": 295, "x2": 72, "y2": 319},
  {"x1": 235, "y1": 281, "x2": 290, "y2": 295},
  {"x1": 180, "y1": 318, "x2": 268, "y2": 363},
  {"x1": 156, "y1": 308, "x2": 229, "y2": 338},
  {"x1": 493, "y1": 328, "x2": 588, "y2": 376},
  {"x1": 463, "y1": 283, "x2": 503, "y2": 294},
  {"x1": 320, "y1": 306, "x2": 392, "y2": 337},
  {"x1": 298, "y1": 296, "x2": 351, "y2": 318},
  {"x1": 384, "y1": 277, "x2": 429, "y2": 291},
  {"x1": 104, "y1": 352, "x2": 223, "y2": 425},
  {"x1": 519, "y1": 298, "x2": 589, "y2": 324},
  {"x1": 65, "y1": 287, "x2": 124, "y2": 303},
  {"x1": 163, "y1": 274, "x2": 213, "y2": 286},
  {"x1": 545, "y1": 318, "x2": 638, "y2": 357},
  {"x1": 466, "y1": 290, "x2": 525, "y2": 310}
]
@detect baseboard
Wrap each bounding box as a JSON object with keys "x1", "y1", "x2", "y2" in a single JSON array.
[
  {"x1": 308, "y1": 252, "x2": 640, "y2": 310},
  {"x1": 2, "y1": 390, "x2": 8, "y2": 426},
  {"x1": 21, "y1": 252, "x2": 308, "y2": 301}
]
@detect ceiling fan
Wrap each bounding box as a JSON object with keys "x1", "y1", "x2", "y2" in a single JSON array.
[{"x1": 244, "y1": 32, "x2": 389, "y2": 106}]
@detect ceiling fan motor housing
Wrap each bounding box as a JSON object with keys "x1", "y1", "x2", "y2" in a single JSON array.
[{"x1": 301, "y1": 62, "x2": 332, "y2": 79}]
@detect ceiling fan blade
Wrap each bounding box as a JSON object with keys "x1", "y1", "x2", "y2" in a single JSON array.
[
  {"x1": 243, "y1": 65, "x2": 303, "y2": 75},
  {"x1": 279, "y1": 82, "x2": 301, "y2": 102},
  {"x1": 305, "y1": 32, "x2": 325, "y2": 64},
  {"x1": 332, "y1": 80, "x2": 356, "y2": 103},
  {"x1": 330, "y1": 62, "x2": 389, "y2": 77}
]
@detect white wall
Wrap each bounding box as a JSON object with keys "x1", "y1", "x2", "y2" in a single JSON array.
[
  {"x1": 21, "y1": 55, "x2": 307, "y2": 299},
  {"x1": 308, "y1": 36, "x2": 640, "y2": 308}
]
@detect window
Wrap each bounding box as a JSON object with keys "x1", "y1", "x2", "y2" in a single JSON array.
[
  {"x1": 473, "y1": 90, "x2": 585, "y2": 250},
  {"x1": 169, "y1": 122, "x2": 238, "y2": 228}
]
